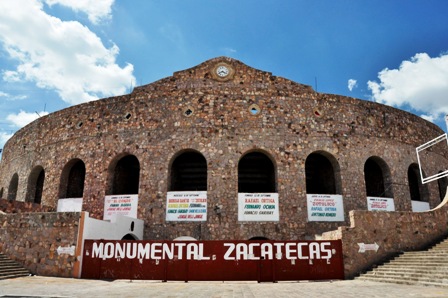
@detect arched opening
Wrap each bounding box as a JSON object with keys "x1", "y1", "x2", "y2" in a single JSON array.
[
  {"x1": 59, "y1": 159, "x2": 86, "y2": 198},
  {"x1": 364, "y1": 157, "x2": 393, "y2": 198},
  {"x1": 170, "y1": 151, "x2": 207, "y2": 191},
  {"x1": 437, "y1": 172, "x2": 448, "y2": 201},
  {"x1": 173, "y1": 236, "x2": 198, "y2": 241},
  {"x1": 238, "y1": 152, "x2": 276, "y2": 193},
  {"x1": 109, "y1": 155, "x2": 140, "y2": 195},
  {"x1": 0, "y1": 187, "x2": 3, "y2": 199},
  {"x1": 305, "y1": 152, "x2": 341, "y2": 194},
  {"x1": 121, "y1": 233, "x2": 138, "y2": 240},
  {"x1": 7, "y1": 173, "x2": 18, "y2": 201},
  {"x1": 408, "y1": 164, "x2": 429, "y2": 202},
  {"x1": 249, "y1": 236, "x2": 269, "y2": 241},
  {"x1": 27, "y1": 166, "x2": 45, "y2": 204}
]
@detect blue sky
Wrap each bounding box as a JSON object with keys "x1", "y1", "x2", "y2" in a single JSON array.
[{"x1": 1, "y1": 0, "x2": 448, "y2": 154}]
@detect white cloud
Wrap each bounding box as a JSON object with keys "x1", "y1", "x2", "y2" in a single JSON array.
[
  {"x1": 420, "y1": 114, "x2": 435, "y2": 123},
  {"x1": 368, "y1": 53, "x2": 448, "y2": 120},
  {"x1": 0, "y1": 91, "x2": 27, "y2": 101},
  {"x1": 0, "y1": 0, "x2": 135, "y2": 105},
  {"x1": 45, "y1": 0, "x2": 115, "y2": 24},
  {"x1": 348, "y1": 79, "x2": 357, "y2": 91},
  {"x1": 0, "y1": 131, "x2": 13, "y2": 151},
  {"x1": 6, "y1": 110, "x2": 49, "y2": 128}
]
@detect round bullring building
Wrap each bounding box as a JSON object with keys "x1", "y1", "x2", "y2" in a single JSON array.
[{"x1": 0, "y1": 57, "x2": 447, "y2": 241}]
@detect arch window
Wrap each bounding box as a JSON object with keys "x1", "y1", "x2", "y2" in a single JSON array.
[
  {"x1": 408, "y1": 164, "x2": 429, "y2": 202},
  {"x1": 7, "y1": 173, "x2": 18, "y2": 201},
  {"x1": 305, "y1": 152, "x2": 341, "y2": 195},
  {"x1": 364, "y1": 157, "x2": 393, "y2": 198},
  {"x1": 109, "y1": 155, "x2": 140, "y2": 195},
  {"x1": 59, "y1": 159, "x2": 86, "y2": 198},
  {"x1": 238, "y1": 152, "x2": 276, "y2": 193},
  {"x1": 170, "y1": 151, "x2": 207, "y2": 191},
  {"x1": 0, "y1": 187, "x2": 3, "y2": 199},
  {"x1": 437, "y1": 172, "x2": 448, "y2": 201},
  {"x1": 27, "y1": 166, "x2": 45, "y2": 204}
]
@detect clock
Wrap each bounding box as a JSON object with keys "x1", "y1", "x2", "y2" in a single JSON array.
[
  {"x1": 212, "y1": 63, "x2": 234, "y2": 81},
  {"x1": 216, "y1": 65, "x2": 229, "y2": 77}
]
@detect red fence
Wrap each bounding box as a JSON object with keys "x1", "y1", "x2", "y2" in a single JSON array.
[{"x1": 81, "y1": 240, "x2": 344, "y2": 282}]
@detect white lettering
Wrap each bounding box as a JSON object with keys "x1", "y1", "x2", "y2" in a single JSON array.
[
  {"x1": 297, "y1": 243, "x2": 308, "y2": 260},
  {"x1": 320, "y1": 242, "x2": 332, "y2": 259},
  {"x1": 224, "y1": 243, "x2": 235, "y2": 260},
  {"x1": 285, "y1": 243, "x2": 296, "y2": 260},
  {"x1": 151, "y1": 243, "x2": 162, "y2": 260},
  {"x1": 248, "y1": 243, "x2": 260, "y2": 260},
  {"x1": 186, "y1": 243, "x2": 198, "y2": 260},
  {"x1": 104, "y1": 243, "x2": 114, "y2": 258},
  {"x1": 309, "y1": 242, "x2": 320, "y2": 259},
  {"x1": 126, "y1": 243, "x2": 137, "y2": 259},
  {"x1": 261, "y1": 243, "x2": 273, "y2": 259},
  {"x1": 92, "y1": 242, "x2": 103, "y2": 258},
  {"x1": 163, "y1": 243, "x2": 174, "y2": 260},
  {"x1": 137, "y1": 243, "x2": 150, "y2": 259},
  {"x1": 115, "y1": 243, "x2": 125, "y2": 259}
]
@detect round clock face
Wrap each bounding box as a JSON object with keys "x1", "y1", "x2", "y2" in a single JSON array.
[{"x1": 216, "y1": 65, "x2": 229, "y2": 77}]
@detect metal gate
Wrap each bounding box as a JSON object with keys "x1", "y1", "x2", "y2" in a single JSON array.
[{"x1": 81, "y1": 240, "x2": 344, "y2": 281}]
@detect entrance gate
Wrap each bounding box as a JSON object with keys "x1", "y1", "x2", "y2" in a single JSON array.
[{"x1": 81, "y1": 240, "x2": 344, "y2": 281}]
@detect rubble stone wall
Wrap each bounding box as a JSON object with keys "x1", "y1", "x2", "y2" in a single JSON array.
[
  {"x1": 322, "y1": 201, "x2": 448, "y2": 279},
  {"x1": 0, "y1": 57, "x2": 446, "y2": 241},
  {"x1": 0, "y1": 212, "x2": 81, "y2": 277}
]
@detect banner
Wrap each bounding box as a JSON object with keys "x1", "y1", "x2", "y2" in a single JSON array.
[
  {"x1": 104, "y1": 194, "x2": 138, "y2": 221},
  {"x1": 166, "y1": 191, "x2": 207, "y2": 221},
  {"x1": 367, "y1": 197, "x2": 395, "y2": 211},
  {"x1": 57, "y1": 198, "x2": 83, "y2": 212},
  {"x1": 411, "y1": 200, "x2": 430, "y2": 212},
  {"x1": 307, "y1": 194, "x2": 344, "y2": 222},
  {"x1": 238, "y1": 193, "x2": 279, "y2": 221}
]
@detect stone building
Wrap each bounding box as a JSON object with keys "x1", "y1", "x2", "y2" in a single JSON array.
[{"x1": 0, "y1": 56, "x2": 447, "y2": 241}]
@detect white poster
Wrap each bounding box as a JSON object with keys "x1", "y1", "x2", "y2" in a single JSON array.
[
  {"x1": 103, "y1": 194, "x2": 138, "y2": 221},
  {"x1": 166, "y1": 191, "x2": 207, "y2": 221},
  {"x1": 238, "y1": 193, "x2": 279, "y2": 221},
  {"x1": 57, "y1": 198, "x2": 83, "y2": 212},
  {"x1": 307, "y1": 194, "x2": 344, "y2": 222},
  {"x1": 411, "y1": 200, "x2": 430, "y2": 212},
  {"x1": 367, "y1": 197, "x2": 395, "y2": 211}
]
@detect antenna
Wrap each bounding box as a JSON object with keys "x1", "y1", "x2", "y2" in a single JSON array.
[{"x1": 315, "y1": 77, "x2": 318, "y2": 91}]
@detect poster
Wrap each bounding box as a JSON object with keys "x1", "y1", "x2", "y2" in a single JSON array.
[
  {"x1": 103, "y1": 194, "x2": 138, "y2": 221},
  {"x1": 166, "y1": 191, "x2": 207, "y2": 221},
  {"x1": 411, "y1": 200, "x2": 430, "y2": 212},
  {"x1": 307, "y1": 194, "x2": 344, "y2": 222},
  {"x1": 238, "y1": 193, "x2": 279, "y2": 221},
  {"x1": 367, "y1": 197, "x2": 395, "y2": 211},
  {"x1": 57, "y1": 198, "x2": 83, "y2": 212}
]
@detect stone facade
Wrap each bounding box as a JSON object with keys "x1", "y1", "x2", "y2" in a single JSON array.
[
  {"x1": 322, "y1": 200, "x2": 448, "y2": 278},
  {"x1": 0, "y1": 57, "x2": 447, "y2": 241},
  {"x1": 0, "y1": 211, "x2": 80, "y2": 277}
]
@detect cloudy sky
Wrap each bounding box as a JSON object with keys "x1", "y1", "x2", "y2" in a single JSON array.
[{"x1": 0, "y1": 0, "x2": 448, "y2": 154}]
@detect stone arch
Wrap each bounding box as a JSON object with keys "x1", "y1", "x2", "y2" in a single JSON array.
[
  {"x1": 364, "y1": 156, "x2": 393, "y2": 198},
  {"x1": 248, "y1": 236, "x2": 269, "y2": 240},
  {"x1": 121, "y1": 233, "x2": 138, "y2": 240},
  {"x1": 305, "y1": 151, "x2": 342, "y2": 195},
  {"x1": 59, "y1": 159, "x2": 86, "y2": 198},
  {"x1": 408, "y1": 163, "x2": 429, "y2": 202},
  {"x1": 107, "y1": 154, "x2": 140, "y2": 195},
  {"x1": 26, "y1": 166, "x2": 45, "y2": 204},
  {"x1": 437, "y1": 171, "x2": 448, "y2": 201},
  {"x1": 238, "y1": 150, "x2": 276, "y2": 193},
  {"x1": 7, "y1": 173, "x2": 18, "y2": 201},
  {"x1": 169, "y1": 150, "x2": 207, "y2": 191}
]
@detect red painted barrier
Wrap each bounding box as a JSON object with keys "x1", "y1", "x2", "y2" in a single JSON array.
[{"x1": 81, "y1": 240, "x2": 344, "y2": 282}]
